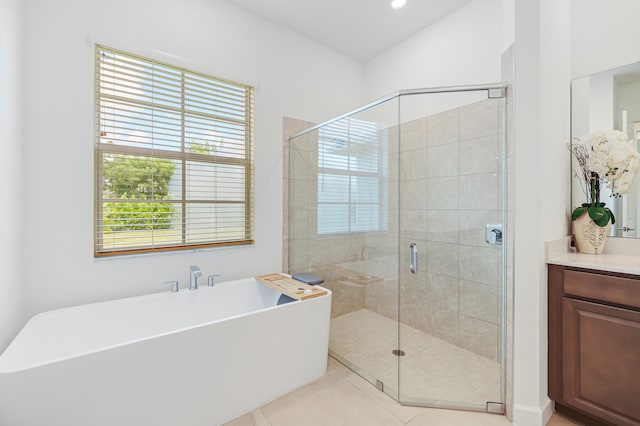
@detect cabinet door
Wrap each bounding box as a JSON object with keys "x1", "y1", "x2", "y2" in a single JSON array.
[{"x1": 562, "y1": 298, "x2": 640, "y2": 426}]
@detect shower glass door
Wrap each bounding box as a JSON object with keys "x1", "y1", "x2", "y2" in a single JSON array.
[
  {"x1": 287, "y1": 96, "x2": 402, "y2": 401},
  {"x1": 397, "y1": 89, "x2": 506, "y2": 411},
  {"x1": 287, "y1": 85, "x2": 506, "y2": 413}
]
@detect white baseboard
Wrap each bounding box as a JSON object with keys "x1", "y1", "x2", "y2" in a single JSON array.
[{"x1": 512, "y1": 398, "x2": 553, "y2": 426}]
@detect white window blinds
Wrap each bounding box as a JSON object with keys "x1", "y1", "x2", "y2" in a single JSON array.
[
  {"x1": 317, "y1": 118, "x2": 388, "y2": 235},
  {"x1": 95, "y1": 45, "x2": 254, "y2": 256}
]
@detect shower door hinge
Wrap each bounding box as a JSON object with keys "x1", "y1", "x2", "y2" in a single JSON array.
[
  {"x1": 486, "y1": 401, "x2": 505, "y2": 414},
  {"x1": 375, "y1": 380, "x2": 384, "y2": 392},
  {"x1": 488, "y1": 87, "x2": 507, "y2": 99}
]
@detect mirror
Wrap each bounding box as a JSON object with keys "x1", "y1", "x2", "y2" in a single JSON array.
[{"x1": 571, "y1": 62, "x2": 640, "y2": 238}]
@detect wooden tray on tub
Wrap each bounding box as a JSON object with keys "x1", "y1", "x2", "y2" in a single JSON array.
[{"x1": 256, "y1": 273, "x2": 327, "y2": 301}]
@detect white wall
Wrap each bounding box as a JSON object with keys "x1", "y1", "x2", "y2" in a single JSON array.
[
  {"x1": 512, "y1": 0, "x2": 571, "y2": 424},
  {"x1": 20, "y1": 0, "x2": 364, "y2": 317},
  {"x1": 0, "y1": 0, "x2": 25, "y2": 350},
  {"x1": 502, "y1": 0, "x2": 515, "y2": 52},
  {"x1": 364, "y1": 0, "x2": 503, "y2": 101},
  {"x1": 572, "y1": 0, "x2": 640, "y2": 79}
]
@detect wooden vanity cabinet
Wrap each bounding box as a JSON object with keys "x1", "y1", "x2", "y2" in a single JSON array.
[{"x1": 548, "y1": 265, "x2": 640, "y2": 426}]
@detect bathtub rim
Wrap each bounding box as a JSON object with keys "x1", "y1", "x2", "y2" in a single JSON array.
[{"x1": 0, "y1": 278, "x2": 331, "y2": 374}]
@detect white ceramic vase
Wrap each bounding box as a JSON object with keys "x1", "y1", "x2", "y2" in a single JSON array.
[{"x1": 573, "y1": 212, "x2": 611, "y2": 254}]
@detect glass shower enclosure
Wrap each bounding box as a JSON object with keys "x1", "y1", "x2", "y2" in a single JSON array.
[{"x1": 287, "y1": 85, "x2": 507, "y2": 412}]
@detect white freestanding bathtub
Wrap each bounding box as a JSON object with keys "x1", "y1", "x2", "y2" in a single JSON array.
[{"x1": 0, "y1": 276, "x2": 332, "y2": 426}]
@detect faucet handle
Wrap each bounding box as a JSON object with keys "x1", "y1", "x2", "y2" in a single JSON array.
[
  {"x1": 165, "y1": 280, "x2": 179, "y2": 293},
  {"x1": 190, "y1": 265, "x2": 202, "y2": 277},
  {"x1": 208, "y1": 274, "x2": 221, "y2": 287}
]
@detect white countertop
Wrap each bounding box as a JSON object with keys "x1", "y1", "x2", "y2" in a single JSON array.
[
  {"x1": 547, "y1": 252, "x2": 640, "y2": 275},
  {"x1": 546, "y1": 237, "x2": 640, "y2": 276}
]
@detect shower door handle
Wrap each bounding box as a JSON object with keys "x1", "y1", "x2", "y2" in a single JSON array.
[{"x1": 409, "y1": 243, "x2": 418, "y2": 274}]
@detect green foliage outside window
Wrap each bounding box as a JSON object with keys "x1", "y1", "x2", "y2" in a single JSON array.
[
  {"x1": 104, "y1": 194, "x2": 174, "y2": 231},
  {"x1": 103, "y1": 155, "x2": 174, "y2": 198},
  {"x1": 102, "y1": 156, "x2": 176, "y2": 231}
]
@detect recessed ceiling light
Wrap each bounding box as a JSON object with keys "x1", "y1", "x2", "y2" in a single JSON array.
[{"x1": 390, "y1": 0, "x2": 407, "y2": 9}]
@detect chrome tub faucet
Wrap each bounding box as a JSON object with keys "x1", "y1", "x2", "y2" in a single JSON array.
[
  {"x1": 208, "y1": 274, "x2": 221, "y2": 287},
  {"x1": 189, "y1": 265, "x2": 201, "y2": 290},
  {"x1": 165, "y1": 280, "x2": 179, "y2": 293}
]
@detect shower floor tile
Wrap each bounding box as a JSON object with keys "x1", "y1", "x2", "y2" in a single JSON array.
[{"x1": 329, "y1": 308, "x2": 501, "y2": 408}]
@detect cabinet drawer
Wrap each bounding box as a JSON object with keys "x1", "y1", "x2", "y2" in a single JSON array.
[{"x1": 564, "y1": 270, "x2": 640, "y2": 309}]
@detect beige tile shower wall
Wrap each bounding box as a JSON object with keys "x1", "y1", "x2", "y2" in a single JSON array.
[
  {"x1": 286, "y1": 101, "x2": 506, "y2": 362},
  {"x1": 284, "y1": 117, "x2": 399, "y2": 318},
  {"x1": 283, "y1": 117, "x2": 316, "y2": 274},
  {"x1": 361, "y1": 126, "x2": 400, "y2": 322},
  {"x1": 364, "y1": 98, "x2": 503, "y2": 362}
]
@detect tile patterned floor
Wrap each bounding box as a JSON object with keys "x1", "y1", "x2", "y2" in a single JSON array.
[
  {"x1": 223, "y1": 357, "x2": 579, "y2": 426},
  {"x1": 546, "y1": 415, "x2": 582, "y2": 426},
  {"x1": 222, "y1": 308, "x2": 581, "y2": 426},
  {"x1": 330, "y1": 309, "x2": 501, "y2": 408},
  {"x1": 223, "y1": 357, "x2": 508, "y2": 426}
]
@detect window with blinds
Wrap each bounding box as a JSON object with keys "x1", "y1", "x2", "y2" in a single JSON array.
[
  {"x1": 317, "y1": 118, "x2": 388, "y2": 235},
  {"x1": 95, "y1": 45, "x2": 254, "y2": 256}
]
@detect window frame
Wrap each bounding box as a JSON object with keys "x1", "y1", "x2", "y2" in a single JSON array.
[
  {"x1": 94, "y1": 45, "x2": 254, "y2": 257},
  {"x1": 316, "y1": 120, "x2": 389, "y2": 237}
]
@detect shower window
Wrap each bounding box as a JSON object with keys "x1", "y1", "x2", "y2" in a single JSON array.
[
  {"x1": 317, "y1": 118, "x2": 388, "y2": 235},
  {"x1": 94, "y1": 45, "x2": 254, "y2": 256}
]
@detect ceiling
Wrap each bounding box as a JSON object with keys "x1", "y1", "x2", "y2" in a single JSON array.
[{"x1": 222, "y1": 0, "x2": 475, "y2": 62}]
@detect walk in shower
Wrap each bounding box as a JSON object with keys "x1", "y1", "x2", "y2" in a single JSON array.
[{"x1": 286, "y1": 85, "x2": 507, "y2": 413}]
